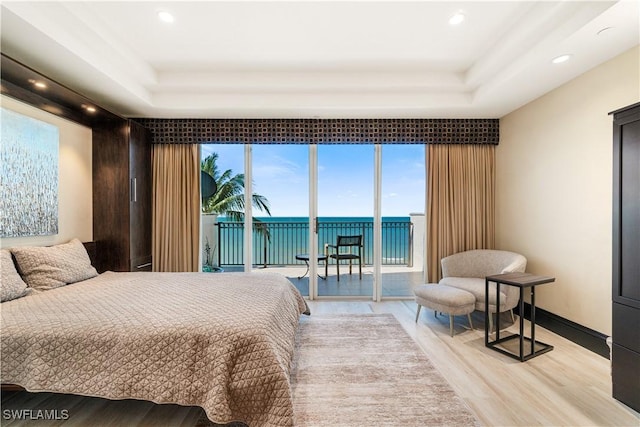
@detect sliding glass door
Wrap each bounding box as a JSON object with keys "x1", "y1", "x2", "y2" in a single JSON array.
[
  {"x1": 200, "y1": 142, "x2": 425, "y2": 301},
  {"x1": 251, "y1": 144, "x2": 310, "y2": 297},
  {"x1": 200, "y1": 144, "x2": 245, "y2": 273},
  {"x1": 380, "y1": 144, "x2": 425, "y2": 297},
  {"x1": 316, "y1": 145, "x2": 374, "y2": 297}
]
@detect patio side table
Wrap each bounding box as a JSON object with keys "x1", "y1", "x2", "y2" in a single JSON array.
[
  {"x1": 295, "y1": 254, "x2": 327, "y2": 280},
  {"x1": 485, "y1": 272, "x2": 555, "y2": 362}
]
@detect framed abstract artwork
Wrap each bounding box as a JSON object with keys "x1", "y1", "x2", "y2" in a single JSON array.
[{"x1": 0, "y1": 108, "x2": 59, "y2": 237}]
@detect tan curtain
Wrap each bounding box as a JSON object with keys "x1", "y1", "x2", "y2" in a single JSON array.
[
  {"x1": 152, "y1": 144, "x2": 200, "y2": 272},
  {"x1": 426, "y1": 144, "x2": 495, "y2": 282}
]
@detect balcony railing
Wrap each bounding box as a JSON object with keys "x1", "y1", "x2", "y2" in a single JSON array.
[{"x1": 217, "y1": 220, "x2": 413, "y2": 267}]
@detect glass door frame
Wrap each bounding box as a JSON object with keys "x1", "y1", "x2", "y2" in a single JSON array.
[
  {"x1": 243, "y1": 145, "x2": 253, "y2": 272},
  {"x1": 373, "y1": 144, "x2": 382, "y2": 302},
  {"x1": 307, "y1": 145, "x2": 319, "y2": 299},
  {"x1": 241, "y1": 143, "x2": 409, "y2": 302},
  {"x1": 306, "y1": 144, "x2": 383, "y2": 302}
]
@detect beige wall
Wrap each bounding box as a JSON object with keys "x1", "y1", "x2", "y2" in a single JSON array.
[
  {"x1": 0, "y1": 95, "x2": 93, "y2": 248},
  {"x1": 497, "y1": 46, "x2": 639, "y2": 335}
]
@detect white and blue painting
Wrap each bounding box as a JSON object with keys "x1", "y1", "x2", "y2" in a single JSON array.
[{"x1": 1, "y1": 108, "x2": 59, "y2": 237}]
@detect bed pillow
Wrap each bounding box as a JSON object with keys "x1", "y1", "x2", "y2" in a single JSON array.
[
  {"x1": 11, "y1": 238, "x2": 98, "y2": 291},
  {"x1": 1, "y1": 249, "x2": 30, "y2": 302}
]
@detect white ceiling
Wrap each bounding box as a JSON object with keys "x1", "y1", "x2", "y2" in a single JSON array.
[{"x1": 1, "y1": 1, "x2": 638, "y2": 119}]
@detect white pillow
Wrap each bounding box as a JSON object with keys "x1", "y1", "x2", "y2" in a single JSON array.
[
  {"x1": 11, "y1": 238, "x2": 98, "y2": 291},
  {"x1": 1, "y1": 249, "x2": 30, "y2": 302}
]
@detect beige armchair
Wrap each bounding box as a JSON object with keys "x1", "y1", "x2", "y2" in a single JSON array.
[{"x1": 439, "y1": 249, "x2": 527, "y2": 330}]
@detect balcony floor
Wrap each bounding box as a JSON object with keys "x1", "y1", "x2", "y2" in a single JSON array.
[{"x1": 223, "y1": 265, "x2": 425, "y2": 298}]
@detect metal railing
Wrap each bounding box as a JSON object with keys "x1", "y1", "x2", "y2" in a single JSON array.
[{"x1": 217, "y1": 220, "x2": 413, "y2": 267}]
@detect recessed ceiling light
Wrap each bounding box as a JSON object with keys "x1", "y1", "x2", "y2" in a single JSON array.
[
  {"x1": 28, "y1": 79, "x2": 47, "y2": 89},
  {"x1": 552, "y1": 54, "x2": 572, "y2": 64},
  {"x1": 81, "y1": 104, "x2": 97, "y2": 113},
  {"x1": 157, "y1": 10, "x2": 174, "y2": 23},
  {"x1": 449, "y1": 12, "x2": 465, "y2": 25}
]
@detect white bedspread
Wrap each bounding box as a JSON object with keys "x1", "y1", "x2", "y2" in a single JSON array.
[{"x1": 1, "y1": 271, "x2": 309, "y2": 426}]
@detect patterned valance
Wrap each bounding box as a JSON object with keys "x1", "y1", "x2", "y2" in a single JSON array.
[{"x1": 134, "y1": 118, "x2": 499, "y2": 145}]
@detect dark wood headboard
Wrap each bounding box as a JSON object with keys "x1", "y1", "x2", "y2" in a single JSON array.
[{"x1": 83, "y1": 241, "x2": 97, "y2": 267}]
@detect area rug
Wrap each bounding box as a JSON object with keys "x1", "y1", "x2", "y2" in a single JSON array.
[{"x1": 291, "y1": 313, "x2": 480, "y2": 426}]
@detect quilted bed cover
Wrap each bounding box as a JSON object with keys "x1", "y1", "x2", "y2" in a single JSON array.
[{"x1": 1, "y1": 271, "x2": 309, "y2": 426}]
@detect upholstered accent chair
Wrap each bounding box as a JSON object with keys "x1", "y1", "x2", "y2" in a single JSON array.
[{"x1": 439, "y1": 249, "x2": 527, "y2": 331}]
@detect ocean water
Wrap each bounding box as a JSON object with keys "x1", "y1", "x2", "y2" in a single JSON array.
[{"x1": 217, "y1": 216, "x2": 412, "y2": 266}]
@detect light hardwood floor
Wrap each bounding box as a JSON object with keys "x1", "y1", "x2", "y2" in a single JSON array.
[
  {"x1": 309, "y1": 300, "x2": 639, "y2": 427},
  {"x1": 2, "y1": 300, "x2": 638, "y2": 426}
]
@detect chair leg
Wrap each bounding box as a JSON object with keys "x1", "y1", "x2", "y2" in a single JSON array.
[
  {"x1": 415, "y1": 305, "x2": 422, "y2": 322},
  {"x1": 336, "y1": 259, "x2": 340, "y2": 282},
  {"x1": 467, "y1": 313, "x2": 474, "y2": 330},
  {"x1": 449, "y1": 315, "x2": 455, "y2": 337},
  {"x1": 358, "y1": 258, "x2": 362, "y2": 279},
  {"x1": 510, "y1": 309, "x2": 515, "y2": 323},
  {"x1": 434, "y1": 310, "x2": 438, "y2": 318}
]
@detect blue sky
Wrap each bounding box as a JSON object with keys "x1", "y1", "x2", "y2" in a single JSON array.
[{"x1": 201, "y1": 144, "x2": 425, "y2": 217}]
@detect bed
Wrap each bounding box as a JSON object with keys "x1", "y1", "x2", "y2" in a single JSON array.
[{"x1": 1, "y1": 240, "x2": 309, "y2": 426}]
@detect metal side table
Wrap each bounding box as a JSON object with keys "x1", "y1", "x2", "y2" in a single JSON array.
[
  {"x1": 485, "y1": 272, "x2": 555, "y2": 362},
  {"x1": 294, "y1": 254, "x2": 327, "y2": 280}
]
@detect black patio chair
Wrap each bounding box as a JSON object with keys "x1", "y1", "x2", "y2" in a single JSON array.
[{"x1": 326, "y1": 235, "x2": 363, "y2": 281}]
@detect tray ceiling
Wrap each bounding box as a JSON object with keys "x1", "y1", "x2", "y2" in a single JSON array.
[{"x1": 1, "y1": 1, "x2": 638, "y2": 118}]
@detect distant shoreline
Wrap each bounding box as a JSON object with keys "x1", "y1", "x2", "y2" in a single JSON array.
[
  {"x1": 210, "y1": 215, "x2": 413, "y2": 266},
  {"x1": 216, "y1": 216, "x2": 411, "y2": 222}
]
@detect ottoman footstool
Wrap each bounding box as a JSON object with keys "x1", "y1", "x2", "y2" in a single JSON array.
[{"x1": 414, "y1": 284, "x2": 475, "y2": 337}]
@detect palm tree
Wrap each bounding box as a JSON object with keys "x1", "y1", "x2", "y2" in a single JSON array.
[{"x1": 201, "y1": 153, "x2": 271, "y2": 237}]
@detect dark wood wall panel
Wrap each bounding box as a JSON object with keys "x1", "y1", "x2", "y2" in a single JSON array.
[
  {"x1": 128, "y1": 121, "x2": 153, "y2": 271},
  {"x1": 1, "y1": 54, "x2": 121, "y2": 127},
  {"x1": 92, "y1": 119, "x2": 130, "y2": 272}
]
